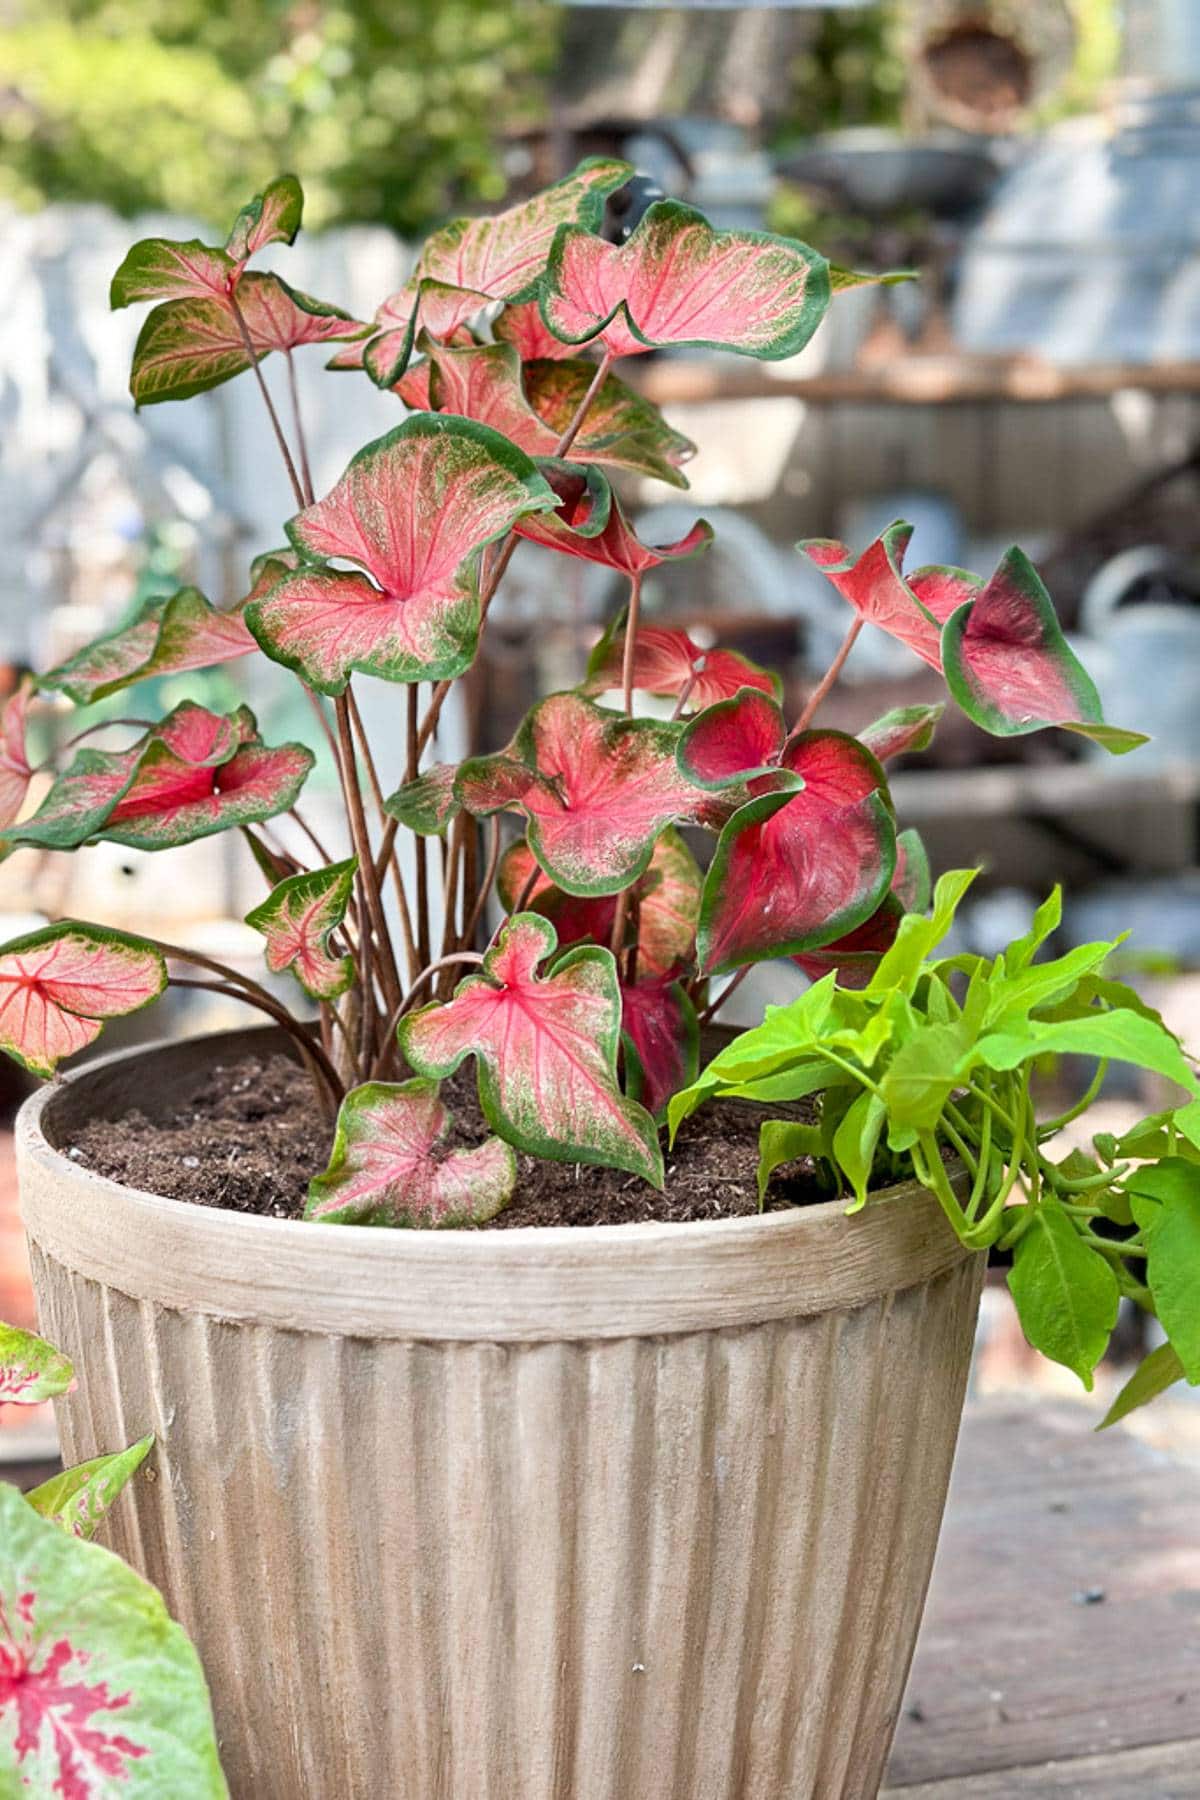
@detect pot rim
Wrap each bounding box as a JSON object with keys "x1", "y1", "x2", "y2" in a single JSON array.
[{"x1": 17, "y1": 1025, "x2": 976, "y2": 1342}]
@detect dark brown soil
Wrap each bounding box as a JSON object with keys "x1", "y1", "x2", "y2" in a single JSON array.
[{"x1": 64, "y1": 1052, "x2": 832, "y2": 1227}]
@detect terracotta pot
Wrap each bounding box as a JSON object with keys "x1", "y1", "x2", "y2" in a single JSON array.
[{"x1": 18, "y1": 1028, "x2": 984, "y2": 1800}]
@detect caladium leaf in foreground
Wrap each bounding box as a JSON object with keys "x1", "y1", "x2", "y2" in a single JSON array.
[
  {"x1": 0, "y1": 1322, "x2": 75, "y2": 1405},
  {"x1": 456, "y1": 692, "x2": 709, "y2": 896},
  {"x1": 305, "y1": 1079, "x2": 516, "y2": 1227},
  {"x1": 247, "y1": 416, "x2": 556, "y2": 692},
  {"x1": 245, "y1": 858, "x2": 358, "y2": 1001},
  {"x1": 541, "y1": 201, "x2": 832, "y2": 361},
  {"x1": 0, "y1": 1484, "x2": 228, "y2": 1798},
  {"x1": 0, "y1": 683, "x2": 32, "y2": 831},
  {"x1": 401, "y1": 913, "x2": 663, "y2": 1185},
  {"x1": 0, "y1": 923, "x2": 166, "y2": 1078},
  {"x1": 622, "y1": 976, "x2": 699, "y2": 1120},
  {"x1": 493, "y1": 299, "x2": 577, "y2": 361},
  {"x1": 39, "y1": 587, "x2": 255, "y2": 706},
  {"x1": 26, "y1": 1436, "x2": 154, "y2": 1540},
  {"x1": 514, "y1": 460, "x2": 712, "y2": 575},
  {"x1": 584, "y1": 623, "x2": 779, "y2": 714}
]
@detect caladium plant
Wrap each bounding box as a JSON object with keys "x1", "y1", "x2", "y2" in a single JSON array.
[{"x1": 5, "y1": 166, "x2": 1196, "y2": 1410}]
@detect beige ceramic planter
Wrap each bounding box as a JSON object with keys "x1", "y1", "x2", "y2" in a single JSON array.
[{"x1": 18, "y1": 1027, "x2": 984, "y2": 1800}]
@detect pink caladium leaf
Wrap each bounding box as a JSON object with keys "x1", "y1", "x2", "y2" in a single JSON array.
[
  {"x1": 796, "y1": 522, "x2": 951, "y2": 670},
  {"x1": 39, "y1": 588, "x2": 255, "y2": 706},
  {"x1": 383, "y1": 763, "x2": 460, "y2": 837},
  {"x1": 697, "y1": 731, "x2": 896, "y2": 975},
  {"x1": 0, "y1": 1484, "x2": 226, "y2": 1796},
  {"x1": 677, "y1": 686, "x2": 788, "y2": 788},
  {"x1": 358, "y1": 280, "x2": 491, "y2": 387},
  {"x1": 225, "y1": 173, "x2": 303, "y2": 263},
  {"x1": 456, "y1": 692, "x2": 709, "y2": 897},
  {"x1": 0, "y1": 1323, "x2": 75, "y2": 1406},
  {"x1": 892, "y1": 827, "x2": 932, "y2": 912},
  {"x1": 621, "y1": 976, "x2": 699, "y2": 1120},
  {"x1": 493, "y1": 299, "x2": 577, "y2": 361},
  {"x1": 522, "y1": 358, "x2": 696, "y2": 489},
  {"x1": 305, "y1": 1079, "x2": 516, "y2": 1227},
  {"x1": 246, "y1": 415, "x2": 556, "y2": 693},
  {"x1": 110, "y1": 240, "x2": 236, "y2": 308},
  {"x1": 245, "y1": 857, "x2": 357, "y2": 1001},
  {"x1": 412, "y1": 336, "x2": 561, "y2": 451},
  {"x1": 934, "y1": 548, "x2": 1148, "y2": 752},
  {"x1": 540, "y1": 200, "x2": 831, "y2": 361},
  {"x1": 858, "y1": 702, "x2": 945, "y2": 764},
  {"x1": 0, "y1": 923, "x2": 167, "y2": 1078},
  {"x1": 26, "y1": 1437, "x2": 154, "y2": 1541},
  {"x1": 497, "y1": 827, "x2": 701, "y2": 976},
  {"x1": 0, "y1": 682, "x2": 32, "y2": 831},
  {"x1": 515, "y1": 459, "x2": 712, "y2": 575},
  {"x1": 586, "y1": 625, "x2": 778, "y2": 715},
  {"x1": 400, "y1": 913, "x2": 663, "y2": 1185}
]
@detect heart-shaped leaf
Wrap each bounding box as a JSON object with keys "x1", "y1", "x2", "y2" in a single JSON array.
[
  {"x1": 0, "y1": 683, "x2": 32, "y2": 831},
  {"x1": 622, "y1": 976, "x2": 699, "y2": 1120},
  {"x1": 514, "y1": 460, "x2": 712, "y2": 575},
  {"x1": 225, "y1": 173, "x2": 303, "y2": 262},
  {"x1": 246, "y1": 416, "x2": 556, "y2": 693},
  {"x1": 697, "y1": 731, "x2": 896, "y2": 975},
  {"x1": 401, "y1": 913, "x2": 662, "y2": 1184},
  {"x1": 797, "y1": 522, "x2": 950, "y2": 669},
  {"x1": 0, "y1": 1323, "x2": 75, "y2": 1406},
  {"x1": 110, "y1": 240, "x2": 235, "y2": 308},
  {"x1": 541, "y1": 201, "x2": 831, "y2": 361},
  {"x1": 39, "y1": 588, "x2": 255, "y2": 706},
  {"x1": 26, "y1": 1436, "x2": 154, "y2": 1540},
  {"x1": 0, "y1": 1484, "x2": 227, "y2": 1797},
  {"x1": 793, "y1": 828, "x2": 929, "y2": 988},
  {"x1": 677, "y1": 686, "x2": 788, "y2": 787},
  {"x1": 305, "y1": 1079, "x2": 516, "y2": 1227},
  {"x1": 584, "y1": 624, "x2": 778, "y2": 714},
  {"x1": 0, "y1": 923, "x2": 166, "y2": 1078},
  {"x1": 456, "y1": 692, "x2": 708, "y2": 897},
  {"x1": 384, "y1": 762, "x2": 460, "y2": 836},
  {"x1": 521, "y1": 358, "x2": 696, "y2": 488},
  {"x1": 858, "y1": 703, "x2": 944, "y2": 763},
  {"x1": 245, "y1": 857, "x2": 357, "y2": 1001}
]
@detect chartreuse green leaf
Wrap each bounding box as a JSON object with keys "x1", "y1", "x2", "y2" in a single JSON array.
[
  {"x1": 1099, "y1": 1342, "x2": 1186, "y2": 1429},
  {"x1": 867, "y1": 866, "x2": 979, "y2": 996},
  {"x1": 879, "y1": 1020, "x2": 973, "y2": 1151},
  {"x1": 757, "y1": 1119, "x2": 828, "y2": 1204},
  {"x1": 26, "y1": 1436, "x2": 154, "y2": 1539},
  {"x1": 983, "y1": 938, "x2": 1123, "y2": 1030},
  {"x1": 1005, "y1": 887, "x2": 1062, "y2": 973},
  {"x1": 833, "y1": 1090, "x2": 888, "y2": 1210},
  {"x1": 1007, "y1": 1200, "x2": 1120, "y2": 1387},
  {"x1": 0, "y1": 1321, "x2": 74, "y2": 1405},
  {"x1": 1140, "y1": 1177, "x2": 1200, "y2": 1381},
  {"x1": 0, "y1": 1483, "x2": 227, "y2": 1796},
  {"x1": 667, "y1": 974, "x2": 840, "y2": 1139},
  {"x1": 978, "y1": 1010, "x2": 1198, "y2": 1095}
]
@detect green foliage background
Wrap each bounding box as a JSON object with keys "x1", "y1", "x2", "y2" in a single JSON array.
[{"x1": 0, "y1": 0, "x2": 558, "y2": 236}]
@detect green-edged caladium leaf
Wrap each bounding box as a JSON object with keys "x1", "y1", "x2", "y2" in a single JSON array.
[
  {"x1": 400, "y1": 912, "x2": 663, "y2": 1185},
  {"x1": 26, "y1": 1437, "x2": 154, "y2": 1540},
  {"x1": 0, "y1": 682, "x2": 32, "y2": 831},
  {"x1": 583, "y1": 623, "x2": 779, "y2": 714},
  {"x1": 792, "y1": 830, "x2": 927, "y2": 987},
  {"x1": 0, "y1": 1323, "x2": 75, "y2": 1405},
  {"x1": 497, "y1": 827, "x2": 701, "y2": 977},
  {"x1": 858, "y1": 703, "x2": 944, "y2": 763},
  {"x1": 678, "y1": 685, "x2": 789, "y2": 789},
  {"x1": 128, "y1": 272, "x2": 368, "y2": 406},
  {"x1": 0, "y1": 923, "x2": 166, "y2": 1078},
  {"x1": 1099, "y1": 1342, "x2": 1187, "y2": 1429},
  {"x1": 225, "y1": 173, "x2": 303, "y2": 262},
  {"x1": 1007, "y1": 1200, "x2": 1120, "y2": 1387},
  {"x1": 338, "y1": 280, "x2": 490, "y2": 385},
  {"x1": 829, "y1": 263, "x2": 918, "y2": 291},
  {"x1": 522, "y1": 358, "x2": 695, "y2": 488},
  {"x1": 305, "y1": 1079, "x2": 515, "y2": 1227},
  {"x1": 246, "y1": 415, "x2": 556, "y2": 693},
  {"x1": 245, "y1": 857, "x2": 357, "y2": 1001},
  {"x1": 621, "y1": 976, "x2": 698, "y2": 1120},
  {"x1": 493, "y1": 298, "x2": 578, "y2": 360},
  {"x1": 514, "y1": 460, "x2": 712, "y2": 575},
  {"x1": 696, "y1": 730, "x2": 896, "y2": 975},
  {"x1": 540, "y1": 201, "x2": 831, "y2": 361},
  {"x1": 456, "y1": 692, "x2": 711, "y2": 897},
  {"x1": 110, "y1": 240, "x2": 236, "y2": 308},
  {"x1": 384, "y1": 763, "x2": 460, "y2": 836},
  {"x1": 797, "y1": 522, "x2": 949, "y2": 669},
  {"x1": 0, "y1": 1483, "x2": 228, "y2": 1797},
  {"x1": 39, "y1": 588, "x2": 255, "y2": 706}
]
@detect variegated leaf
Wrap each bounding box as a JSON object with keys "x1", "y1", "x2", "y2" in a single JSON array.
[
  {"x1": 26, "y1": 1437, "x2": 154, "y2": 1540},
  {"x1": 383, "y1": 763, "x2": 460, "y2": 836},
  {"x1": 622, "y1": 976, "x2": 699, "y2": 1119},
  {"x1": 245, "y1": 857, "x2": 357, "y2": 1001},
  {"x1": 361, "y1": 279, "x2": 490, "y2": 387},
  {"x1": 515, "y1": 459, "x2": 712, "y2": 575},
  {"x1": 0, "y1": 682, "x2": 32, "y2": 830},
  {"x1": 796, "y1": 522, "x2": 949, "y2": 669},
  {"x1": 541, "y1": 201, "x2": 831, "y2": 360},
  {"x1": 677, "y1": 686, "x2": 788, "y2": 788},
  {"x1": 0, "y1": 1323, "x2": 75, "y2": 1406},
  {"x1": 493, "y1": 298, "x2": 577, "y2": 360},
  {"x1": 585, "y1": 624, "x2": 778, "y2": 713},
  {"x1": 246, "y1": 416, "x2": 556, "y2": 692},
  {"x1": 858, "y1": 702, "x2": 944, "y2": 763},
  {"x1": 400, "y1": 912, "x2": 662, "y2": 1184},
  {"x1": 793, "y1": 831, "x2": 930, "y2": 988},
  {"x1": 110, "y1": 239, "x2": 235, "y2": 308},
  {"x1": 0, "y1": 923, "x2": 167, "y2": 1078},
  {"x1": 522, "y1": 357, "x2": 696, "y2": 488},
  {"x1": 39, "y1": 588, "x2": 255, "y2": 706},
  {"x1": 456, "y1": 692, "x2": 708, "y2": 897},
  {"x1": 305, "y1": 1079, "x2": 516, "y2": 1226},
  {"x1": 225, "y1": 173, "x2": 303, "y2": 263}
]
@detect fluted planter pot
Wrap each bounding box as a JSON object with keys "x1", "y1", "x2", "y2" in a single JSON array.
[{"x1": 18, "y1": 1028, "x2": 984, "y2": 1800}]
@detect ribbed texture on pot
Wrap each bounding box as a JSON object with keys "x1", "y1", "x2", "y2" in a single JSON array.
[{"x1": 30, "y1": 1245, "x2": 983, "y2": 1800}]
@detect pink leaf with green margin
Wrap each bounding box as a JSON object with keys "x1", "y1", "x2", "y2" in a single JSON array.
[
  {"x1": 796, "y1": 522, "x2": 950, "y2": 669},
  {"x1": 522, "y1": 358, "x2": 696, "y2": 488},
  {"x1": 697, "y1": 730, "x2": 896, "y2": 975},
  {"x1": 225, "y1": 173, "x2": 303, "y2": 263},
  {"x1": 858, "y1": 703, "x2": 944, "y2": 763},
  {"x1": 361, "y1": 280, "x2": 490, "y2": 387},
  {"x1": 456, "y1": 692, "x2": 710, "y2": 897},
  {"x1": 540, "y1": 200, "x2": 831, "y2": 360},
  {"x1": 246, "y1": 415, "x2": 556, "y2": 693},
  {"x1": 245, "y1": 857, "x2": 357, "y2": 1001},
  {"x1": 892, "y1": 827, "x2": 932, "y2": 912},
  {"x1": 622, "y1": 976, "x2": 698, "y2": 1119},
  {"x1": 400, "y1": 912, "x2": 662, "y2": 1185},
  {"x1": 304, "y1": 1079, "x2": 516, "y2": 1226},
  {"x1": 26, "y1": 1437, "x2": 154, "y2": 1541},
  {"x1": 416, "y1": 336, "x2": 561, "y2": 452},
  {"x1": 792, "y1": 829, "x2": 931, "y2": 988},
  {"x1": 583, "y1": 623, "x2": 778, "y2": 713},
  {"x1": 102, "y1": 732, "x2": 313, "y2": 852},
  {"x1": 383, "y1": 763, "x2": 460, "y2": 836},
  {"x1": 0, "y1": 1484, "x2": 227, "y2": 1797},
  {"x1": 0, "y1": 923, "x2": 166, "y2": 1078},
  {"x1": 110, "y1": 240, "x2": 235, "y2": 308},
  {"x1": 515, "y1": 459, "x2": 712, "y2": 575},
  {"x1": 677, "y1": 686, "x2": 787, "y2": 788},
  {"x1": 494, "y1": 299, "x2": 576, "y2": 360},
  {"x1": 39, "y1": 588, "x2": 255, "y2": 706},
  {"x1": 0, "y1": 683, "x2": 32, "y2": 830},
  {"x1": 0, "y1": 1324, "x2": 75, "y2": 1406}
]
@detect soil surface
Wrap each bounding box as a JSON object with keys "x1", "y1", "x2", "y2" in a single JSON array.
[{"x1": 64, "y1": 1051, "x2": 832, "y2": 1227}]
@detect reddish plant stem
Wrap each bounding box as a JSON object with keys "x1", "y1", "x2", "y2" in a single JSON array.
[
  {"x1": 438, "y1": 813, "x2": 465, "y2": 960},
  {"x1": 794, "y1": 617, "x2": 864, "y2": 735},
  {"x1": 459, "y1": 814, "x2": 501, "y2": 954},
  {"x1": 670, "y1": 659, "x2": 706, "y2": 721},
  {"x1": 335, "y1": 694, "x2": 403, "y2": 1019},
  {"x1": 555, "y1": 348, "x2": 614, "y2": 458},
  {"x1": 287, "y1": 807, "x2": 335, "y2": 868},
  {"x1": 284, "y1": 350, "x2": 316, "y2": 506},
  {"x1": 621, "y1": 571, "x2": 642, "y2": 715},
  {"x1": 347, "y1": 687, "x2": 418, "y2": 983},
  {"x1": 226, "y1": 286, "x2": 306, "y2": 511},
  {"x1": 513, "y1": 863, "x2": 541, "y2": 915},
  {"x1": 407, "y1": 686, "x2": 432, "y2": 967},
  {"x1": 698, "y1": 963, "x2": 752, "y2": 1028}
]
